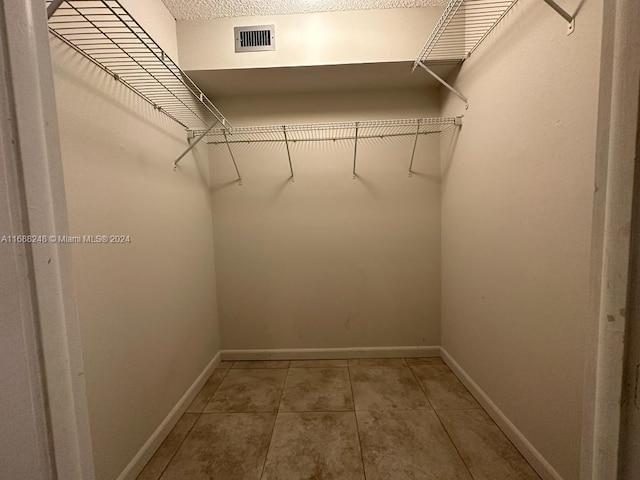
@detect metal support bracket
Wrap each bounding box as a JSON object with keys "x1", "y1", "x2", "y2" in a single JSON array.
[
  {"x1": 47, "y1": 0, "x2": 65, "y2": 19},
  {"x1": 222, "y1": 130, "x2": 243, "y2": 185},
  {"x1": 352, "y1": 122, "x2": 359, "y2": 179},
  {"x1": 173, "y1": 122, "x2": 217, "y2": 170},
  {"x1": 408, "y1": 120, "x2": 421, "y2": 177},
  {"x1": 418, "y1": 62, "x2": 469, "y2": 109},
  {"x1": 543, "y1": 0, "x2": 575, "y2": 35},
  {"x1": 283, "y1": 126, "x2": 294, "y2": 182}
]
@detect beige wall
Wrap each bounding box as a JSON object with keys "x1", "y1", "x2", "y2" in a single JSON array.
[
  {"x1": 176, "y1": 8, "x2": 442, "y2": 70},
  {"x1": 439, "y1": 1, "x2": 602, "y2": 479},
  {"x1": 50, "y1": 1, "x2": 221, "y2": 479},
  {"x1": 211, "y1": 89, "x2": 442, "y2": 350}
]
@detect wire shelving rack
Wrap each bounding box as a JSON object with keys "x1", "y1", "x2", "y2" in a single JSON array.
[
  {"x1": 413, "y1": 0, "x2": 575, "y2": 108},
  {"x1": 197, "y1": 117, "x2": 462, "y2": 183},
  {"x1": 414, "y1": 0, "x2": 520, "y2": 66},
  {"x1": 46, "y1": 0, "x2": 230, "y2": 131}
]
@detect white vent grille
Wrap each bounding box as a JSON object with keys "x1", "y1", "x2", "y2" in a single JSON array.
[{"x1": 234, "y1": 25, "x2": 276, "y2": 52}]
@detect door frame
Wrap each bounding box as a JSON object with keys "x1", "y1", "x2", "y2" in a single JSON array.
[
  {"x1": 580, "y1": 0, "x2": 640, "y2": 477},
  {"x1": 0, "y1": 1, "x2": 95, "y2": 479}
]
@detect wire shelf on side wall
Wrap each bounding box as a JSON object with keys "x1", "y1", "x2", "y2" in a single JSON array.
[
  {"x1": 414, "y1": 0, "x2": 520, "y2": 67},
  {"x1": 412, "y1": 0, "x2": 575, "y2": 107},
  {"x1": 46, "y1": 0, "x2": 230, "y2": 131}
]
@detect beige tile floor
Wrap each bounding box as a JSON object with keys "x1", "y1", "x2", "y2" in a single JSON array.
[{"x1": 137, "y1": 358, "x2": 541, "y2": 480}]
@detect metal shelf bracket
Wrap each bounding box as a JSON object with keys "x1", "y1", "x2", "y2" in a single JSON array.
[
  {"x1": 352, "y1": 122, "x2": 359, "y2": 179},
  {"x1": 283, "y1": 126, "x2": 295, "y2": 182},
  {"x1": 417, "y1": 62, "x2": 469, "y2": 110},
  {"x1": 222, "y1": 130, "x2": 243, "y2": 185},
  {"x1": 47, "y1": 0, "x2": 64, "y2": 18},
  {"x1": 543, "y1": 0, "x2": 575, "y2": 35},
  {"x1": 408, "y1": 120, "x2": 421, "y2": 177},
  {"x1": 408, "y1": 116, "x2": 463, "y2": 177},
  {"x1": 173, "y1": 122, "x2": 217, "y2": 170}
]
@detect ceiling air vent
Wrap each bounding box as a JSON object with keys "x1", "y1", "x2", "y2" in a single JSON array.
[{"x1": 234, "y1": 25, "x2": 276, "y2": 52}]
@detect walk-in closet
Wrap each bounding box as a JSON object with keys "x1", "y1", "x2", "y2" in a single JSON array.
[{"x1": 2, "y1": 0, "x2": 639, "y2": 479}]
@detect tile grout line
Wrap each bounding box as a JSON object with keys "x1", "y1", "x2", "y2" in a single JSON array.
[
  {"x1": 431, "y1": 407, "x2": 477, "y2": 480},
  {"x1": 195, "y1": 365, "x2": 233, "y2": 414},
  {"x1": 154, "y1": 413, "x2": 199, "y2": 480},
  {"x1": 410, "y1": 362, "x2": 530, "y2": 476},
  {"x1": 258, "y1": 363, "x2": 290, "y2": 480},
  {"x1": 153, "y1": 366, "x2": 233, "y2": 480},
  {"x1": 205, "y1": 366, "x2": 233, "y2": 406},
  {"x1": 347, "y1": 364, "x2": 368, "y2": 480},
  {"x1": 446, "y1": 408, "x2": 542, "y2": 479},
  {"x1": 408, "y1": 362, "x2": 476, "y2": 480},
  {"x1": 405, "y1": 359, "x2": 435, "y2": 410}
]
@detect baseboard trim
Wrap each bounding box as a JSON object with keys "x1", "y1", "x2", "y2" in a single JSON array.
[
  {"x1": 116, "y1": 351, "x2": 222, "y2": 480},
  {"x1": 440, "y1": 348, "x2": 563, "y2": 480},
  {"x1": 221, "y1": 346, "x2": 440, "y2": 361}
]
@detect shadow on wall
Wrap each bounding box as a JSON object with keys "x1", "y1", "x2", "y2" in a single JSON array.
[
  {"x1": 179, "y1": 139, "x2": 210, "y2": 187},
  {"x1": 208, "y1": 132, "x2": 443, "y2": 191},
  {"x1": 440, "y1": 126, "x2": 461, "y2": 180},
  {"x1": 52, "y1": 39, "x2": 219, "y2": 188},
  {"x1": 51, "y1": 40, "x2": 185, "y2": 142}
]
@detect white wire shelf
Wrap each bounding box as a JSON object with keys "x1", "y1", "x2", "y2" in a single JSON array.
[
  {"x1": 194, "y1": 117, "x2": 462, "y2": 184},
  {"x1": 199, "y1": 117, "x2": 459, "y2": 145},
  {"x1": 413, "y1": 0, "x2": 575, "y2": 107},
  {"x1": 47, "y1": 0, "x2": 230, "y2": 131},
  {"x1": 414, "y1": 0, "x2": 520, "y2": 66}
]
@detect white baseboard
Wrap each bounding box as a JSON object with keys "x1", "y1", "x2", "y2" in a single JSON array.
[
  {"x1": 221, "y1": 346, "x2": 440, "y2": 361},
  {"x1": 116, "y1": 351, "x2": 222, "y2": 480},
  {"x1": 440, "y1": 348, "x2": 563, "y2": 480}
]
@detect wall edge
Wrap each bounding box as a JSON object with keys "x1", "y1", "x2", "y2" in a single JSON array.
[
  {"x1": 116, "y1": 350, "x2": 222, "y2": 480},
  {"x1": 441, "y1": 348, "x2": 563, "y2": 480}
]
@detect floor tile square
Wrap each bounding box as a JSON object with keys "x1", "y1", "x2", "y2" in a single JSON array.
[
  {"x1": 185, "y1": 369, "x2": 227, "y2": 413},
  {"x1": 280, "y1": 367, "x2": 353, "y2": 412},
  {"x1": 438, "y1": 409, "x2": 541, "y2": 479},
  {"x1": 261, "y1": 412, "x2": 365, "y2": 480},
  {"x1": 232, "y1": 360, "x2": 290, "y2": 369},
  {"x1": 204, "y1": 369, "x2": 287, "y2": 413},
  {"x1": 357, "y1": 410, "x2": 472, "y2": 480},
  {"x1": 137, "y1": 413, "x2": 198, "y2": 480},
  {"x1": 159, "y1": 413, "x2": 275, "y2": 480},
  {"x1": 350, "y1": 366, "x2": 430, "y2": 410},
  {"x1": 411, "y1": 365, "x2": 480, "y2": 410}
]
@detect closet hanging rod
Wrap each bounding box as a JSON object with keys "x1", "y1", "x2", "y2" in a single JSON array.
[{"x1": 46, "y1": 0, "x2": 230, "y2": 132}]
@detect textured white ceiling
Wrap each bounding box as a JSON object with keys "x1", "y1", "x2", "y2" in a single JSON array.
[{"x1": 161, "y1": 0, "x2": 447, "y2": 20}]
